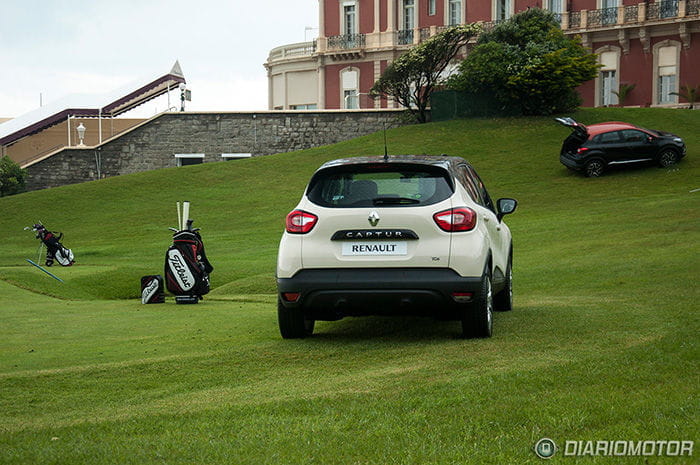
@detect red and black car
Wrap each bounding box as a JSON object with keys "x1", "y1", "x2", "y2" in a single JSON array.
[{"x1": 556, "y1": 117, "x2": 687, "y2": 177}]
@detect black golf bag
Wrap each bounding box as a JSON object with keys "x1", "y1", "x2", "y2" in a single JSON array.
[
  {"x1": 32, "y1": 224, "x2": 74, "y2": 267},
  {"x1": 164, "y1": 223, "x2": 213, "y2": 302}
]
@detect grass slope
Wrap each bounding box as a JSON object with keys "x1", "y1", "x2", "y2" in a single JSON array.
[{"x1": 0, "y1": 108, "x2": 698, "y2": 464}]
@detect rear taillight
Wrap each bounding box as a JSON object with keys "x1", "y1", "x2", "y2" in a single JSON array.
[
  {"x1": 576, "y1": 147, "x2": 589, "y2": 155},
  {"x1": 282, "y1": 292, "x2": 301, "y2": 302},
  {"x1": 285, "y1": 210, "x2": 318, "y2": 234},
  {"x1": 451, "y1": 292, "x2": 474, "y2": 303},
  {"x1": 433, "y1": 207, "x2": 477, "y2": 232}
]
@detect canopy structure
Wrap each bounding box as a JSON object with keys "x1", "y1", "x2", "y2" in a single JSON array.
[{"x1": 0, "y1": 61, "x2": 185, "y2": 147}]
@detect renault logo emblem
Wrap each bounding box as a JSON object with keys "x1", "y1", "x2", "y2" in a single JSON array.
[{"x1": 368, "y1": 211, "x2": 380, "y2": 227}]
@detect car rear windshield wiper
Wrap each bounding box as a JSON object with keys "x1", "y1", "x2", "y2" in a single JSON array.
[{"x1": 372, "y1": 197, "x2": 420, "y2": 205}]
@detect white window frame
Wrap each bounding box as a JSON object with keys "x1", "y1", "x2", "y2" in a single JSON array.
[
  {"x1": 446, "y1": 0, "x2": 463, "y2": 25},
  {"x1": 401, "y1": 0, "x2": 416, "y2": 31},
  {"x1": 290, "y1": 104, "x2": 318, "y2": 110},
  {"x1": 492, "y1": 0, "x2": 513, "y2": 21},
  {"x1": 341, "y1": 1, "x2": 358, "y2": 36},
  {"x1": 341, "y1": 67, "x2": 360, "y2": 109},
  {"x1": 428, "y1": 0, "x2": 437, "y2": 16},
  {"x1": 652, "y1": 40, "x2": 680, "y2": 106},
  {"x1": 594, "y1": 45, "x2": 621, "y2": 107},
  {"x1": 221, "y1": 153, "x2": 252, "y2": 160},
  {"x1": 598, "y1": 0, "x2": 618, "y2": 8},
  {"x1": 174, "y1": 153, "x2": 205, "y2": 167},
  {"x1": 545, "y1": 0, "x2": 563, "y2": 14}
]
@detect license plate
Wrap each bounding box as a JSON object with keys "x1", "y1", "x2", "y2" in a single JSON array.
[{"x1": 342, "y1": 241, "x2": 407, "y2": 256}]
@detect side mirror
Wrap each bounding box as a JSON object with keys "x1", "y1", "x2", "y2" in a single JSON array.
[
  {"x1": 497, "y1": 198, "x2": 518, "y2": 221},
  {"x1": 647, "y1": 136, "x2": 654, "y2": 144}
]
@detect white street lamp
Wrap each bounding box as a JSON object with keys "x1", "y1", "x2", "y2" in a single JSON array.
[
  {"x1": 179, "y1": 83, "x2": 187, "y2": 111},
  {"x1": 76, "y1": 123, "x2": 86, "y2": 147}
]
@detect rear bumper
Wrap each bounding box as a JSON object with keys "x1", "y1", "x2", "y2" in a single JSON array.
[
  {"x1": 277, "y1": 268, "x2": 482, "y2": 320},
  {"x1": 560, "y1": 153, "x2": 584, "y2": 170}
]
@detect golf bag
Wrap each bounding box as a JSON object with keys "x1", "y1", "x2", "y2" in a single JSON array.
[
  {"x1": 32, "y1": 224, "x2": 74, "y2": 267},
  {"x1": 164, "y1": 224, "x2": 213, "y2": 301}
]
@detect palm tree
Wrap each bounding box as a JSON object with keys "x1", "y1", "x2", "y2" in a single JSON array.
[
  {"x1": 671, "y1": 84, "x2": 700, "y2": 109},
  {"x1": 612, "y1": 83, "x2": 635, "y2": 106}
]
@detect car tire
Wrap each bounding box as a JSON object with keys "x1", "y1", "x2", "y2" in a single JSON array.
[
  {"x1": 461, "y1": 268, "x2": 493, "y2": 339},
  {"x1": 658, "y1": 149, "x2": 679, "y2": 168},
  {"x1": 494, "y1": 254, "x2": 513, "y2": 312},
  {"x1": 585, "y1": 159, "x2": 604, "y2": 177},
  {"x1": 278, "y1": 300, "x2": 315, "y2": 339}
]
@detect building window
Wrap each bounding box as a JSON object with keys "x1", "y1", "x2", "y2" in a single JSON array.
[
  {"x1": 403, "y1": 0, "x2": 415, "y2": 30},
  {"x1": 597, "y1": 49, "x2": 619, "y2": 106},
  {"x1": 429, "y1": 0, "x2": 437, "y2": 16},
  {"x1": 547, "y1": 0, "x2": 562, "y2": 14},
  {"x1": 598, "y1": 0, "x2": 618, "y2": 24},
  {"x1": 448, "y1": 0, "x2": 462, "y2": 25},
  {"x1": 656, "y1": 45, "x2": 679, "y2": 104},
  {"x1": 658, "y1": 74, "x2": 676, "y2": 104},
  {"x1": 343, "y1": 3, "x2": 357, "y2": 35},
  {"x1": 344, "y1": 90, "x2": 359, "y2": 109},
  {"x1": 221, "y1": 153, "x2": 252, "y2": 161},
  {"x1": 175, "y1": 153, "x2": 205, "y2": 166},
  {"x1": 494, "y1": 0, "x2": 512, "y2": 21},
  {"x1": 290, "y1": 104, "x2": 318, "y2": 110},
  {"x1": 600, "y1": 70, "x2": 617, "y2": 106},
  {"x1": 341, "y1": 68, "x2": 359, "y2": 109}
]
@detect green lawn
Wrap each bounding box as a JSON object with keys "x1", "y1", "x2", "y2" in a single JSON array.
[{"x1": 0, "y1": 108, "x2": 698, "y2": 464}]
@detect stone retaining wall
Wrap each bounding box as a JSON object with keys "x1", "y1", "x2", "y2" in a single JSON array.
[{"x1": 25, "y1": 110, "x2": 408, "y2": 191}]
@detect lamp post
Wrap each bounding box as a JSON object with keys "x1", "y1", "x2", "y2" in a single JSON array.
[
  {"x1": 304, "y1": 26, "x2": 318, "y2": 42},
  {"x1": 179, "y1": 83, "x2": 186, "y2": 111},
  {"x1": 76, "y1": 123, "x2": 86, "y2": 147}
]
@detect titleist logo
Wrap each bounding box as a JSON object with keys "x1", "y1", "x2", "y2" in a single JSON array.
[
  {"x1": 168, "y1": 250, "x2": 194, "y2": 291},
  {"x1": 141, "y1": 279, "x2": 159, "y2": 304}
]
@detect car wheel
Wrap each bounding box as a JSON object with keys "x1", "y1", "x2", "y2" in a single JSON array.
[
  {"x1": 585, "y1": 159, "x2": 604, "y2": 177},
  {"x1": 278, "y1": 300, "x2": 315, "y2": 339},
  {"x1": 461, "y1": 269, "x2": 493, "y2": 338},
  {"x1": 494, "y1": 255, "x2": 513, "y2": 312},
  {"x1": 659, "y1": 149, "x2": 679, "y2": 167}
]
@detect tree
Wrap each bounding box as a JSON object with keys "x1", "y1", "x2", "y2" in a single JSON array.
[
  {"x1": 613, "y1": 83, "x2": 636, "y2": 106},
  {"x1": 671, "y1": 84, "x2": 700, "y2": 109},
  {"x1": 370, "y1": 24, "x2": 481, "y2": 123},
  {"x1": 447, "y1": 8, "x2": 599, "y2": 116},
  {"x1": 0, "y1": 156, "x2": 27, "y2": 197}
]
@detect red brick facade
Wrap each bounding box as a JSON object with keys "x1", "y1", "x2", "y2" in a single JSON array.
[{"x1": 266, "y1": 1, "x2": 700, "y2": 111}]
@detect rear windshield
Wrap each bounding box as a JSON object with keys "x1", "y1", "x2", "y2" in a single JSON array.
[{"x1": 306, "y1": 163, "x2": 454, "y2": 208}]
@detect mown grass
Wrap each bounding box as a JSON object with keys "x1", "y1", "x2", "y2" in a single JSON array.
[{"x1": 0, "y1": 108, "x2": 698, "y2": 464}]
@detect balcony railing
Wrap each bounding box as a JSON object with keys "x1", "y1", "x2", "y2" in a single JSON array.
[
  {"x1": 267, "y1": 41, "x2": 316, "y2": 61},
  {"x1": 588, "y1": 7, "x2": 618, "y2": 27},
  {"x1": 327, "y1": 33, "x2": 366, "y2": 50},
  {"x1": 624, "y1": 5, "x2": 639, "y2": 23},
  {"x1": 420, "y1": 27, "x2": 431, "y2": 42},
  {"x1": 647, "y1": 0, "x2": 679, "y2": 19},
  {"x1": 689, "y1": 0, "x2": 700, "y2": 15},
  {"x1": 569, "y1": 11, "x2": 581, "y2": 28},
  {"x1": 563, "y1": 0, "x2": 699, "y2": 30},
  {"x1": 398, "y1": 29, "x2": 414, "y2": 45}
]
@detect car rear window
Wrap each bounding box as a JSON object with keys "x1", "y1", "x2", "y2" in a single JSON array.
[{"x1": 306, "y1": 163, "x2": 454, "y2": 208}]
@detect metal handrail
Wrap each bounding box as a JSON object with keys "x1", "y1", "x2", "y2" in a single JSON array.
[
  {"x1": 398, "y1": 29, "x2": 414, "y2": 45},
  {"x1": 327, "y1": 33, "x2": 366, "y2": 50},
  {"x1": 689, "y1": 0, "x2": 700, "y2": 15}
]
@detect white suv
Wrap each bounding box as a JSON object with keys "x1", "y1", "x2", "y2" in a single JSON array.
[{"x1": 276, "y1": 155, "x2": 517, "y2": 338}]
